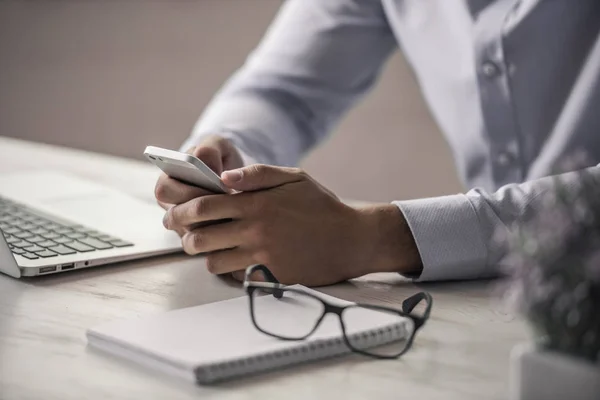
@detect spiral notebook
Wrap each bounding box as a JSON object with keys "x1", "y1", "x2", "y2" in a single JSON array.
[{"x1": 86, "y1": 285, "x2": 411, "y2": 384}]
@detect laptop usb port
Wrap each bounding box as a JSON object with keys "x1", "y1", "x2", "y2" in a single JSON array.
[
  {"x1": 39, "y1": 266, "x2": 57, "y2": 274},
  {"x1": 61, "y1": 263, "x2": 75, "y2": 270}
]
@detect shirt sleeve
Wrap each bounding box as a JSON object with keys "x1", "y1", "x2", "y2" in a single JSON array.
[
  {"x1": 180, "y1": 0, "x2": 397, "y2": 167},
  {"x1": 393, "y1": 164, "x2": 600, "y2": 281}
]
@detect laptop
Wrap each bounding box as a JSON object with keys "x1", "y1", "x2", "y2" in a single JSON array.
[{"x1": 0, "y1": 170, "x2": 182, "y2": 278}]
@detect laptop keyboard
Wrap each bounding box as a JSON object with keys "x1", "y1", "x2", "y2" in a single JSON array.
[{"x1": 0, "y1": 196, "x2": 133, "y2": 260}]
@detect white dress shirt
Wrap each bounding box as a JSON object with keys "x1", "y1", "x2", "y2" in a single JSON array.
[{"x1": 181, "y1": 0, "x2": 600, "y2": 281}]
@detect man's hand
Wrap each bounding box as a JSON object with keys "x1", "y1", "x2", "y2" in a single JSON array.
[
  {"x1": 163, "y1": 164, "x2": 422, "y2": 286},
  {"x1": 154, "y1": 135, "x2": 244, "y2": 236}
]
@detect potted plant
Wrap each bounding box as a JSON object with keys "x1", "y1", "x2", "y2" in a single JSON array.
[{"x1": 500, "y1": 162, "x2": 600, "y2": 400}]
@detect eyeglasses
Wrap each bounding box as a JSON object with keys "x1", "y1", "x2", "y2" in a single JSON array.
[{"x1": 243, "y1": 264, "x2": 433, "y2": 359}]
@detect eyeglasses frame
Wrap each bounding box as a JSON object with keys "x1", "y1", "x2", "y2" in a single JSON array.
[{"x1": 243, "y1": 264, "x2": 433, "y2": 360}]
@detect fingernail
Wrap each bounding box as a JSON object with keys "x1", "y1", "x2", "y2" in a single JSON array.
[
  {"x1": 223, "y1": 169, "x2": 242, "y2": 182},
  {"x1": 162, "y1": 211, "x2": 170, "y2": 229}
]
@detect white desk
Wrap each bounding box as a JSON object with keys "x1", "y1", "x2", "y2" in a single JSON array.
[{"x1": 0, "y1": 137, "x2": 529, "y2": 400}]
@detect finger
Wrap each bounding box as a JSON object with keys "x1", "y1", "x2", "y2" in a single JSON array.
[
  {"x1": 231, "y1": 268, "x2": 267, "y2": 283},
  {"x1": 205, "y1": 248, "x2": 256, "y2": 275},
  {"x1": 221, "y1": 164, "x2": 306, "y2": 192},
  {"x1": 181, "y1": 220, "x2": 245, "y2": 255},
  {"x1": 191, "y1": 136, "x2": 234, "y2": 175},
  {"x1": 155, "y1": 174, "x2": 213, "y2": 205},
  {"x1": 157, "y1": 200, "x2": 172, "y2": 211},
  {"x1": 165, "y1": 194, "x2": 243, "y2": 228},
  {"x1": 192, "y1": 146, "x2": 223, "y2": 175},
  {"x1": 231, "y1": 270, "x2": 245, "y2": 282},
  {"x1": 157, "y1": 204, "x2": 187, "y2": 236},
  {"x1": 171, "y1": 220, "x2": 188, "y2": 237}
]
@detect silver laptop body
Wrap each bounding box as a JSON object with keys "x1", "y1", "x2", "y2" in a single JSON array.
[{"x1": 0, "y1": 170, "x2": 182, "y2": 278}]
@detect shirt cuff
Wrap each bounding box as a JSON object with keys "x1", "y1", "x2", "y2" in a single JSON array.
[{"x1": 392, "y1": 194, "x2": 489, "y2": 281}]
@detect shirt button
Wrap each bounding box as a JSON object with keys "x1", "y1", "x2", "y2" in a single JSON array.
[
  {"x1": 481, "y1": 61, "x2": 501, "y2": 78},
  {"x1": 496, "y1": 152, "x2": 513, "y2": 167}
]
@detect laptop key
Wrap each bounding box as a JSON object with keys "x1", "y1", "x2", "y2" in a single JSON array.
[
  {"x1": 20, "y1": 215, "x2": 39, "y2": 223},
  {"x1": 3, "y1": 227, "x2": 20, "y2": 235},
  {"x1": 19, "y1": 222, "x2": 37, "y2": 230},
  {"x1": 41, "y1": 232, "x2": 60, "y2": 240},
  {"x1": 0, "y1": 215, "x2": 15, "y2": 223},
  {"x1": 108, "y1": 239, "x2": 134, "y2": 248},
  {"x1": 45, "y1": 223, "x2": 63, "y2": 231},
  {"x1": 9, "y1": 218, "x2": 25, "y2": 227},
  {"x1": 14, "y1": 231, "x2": 33, "y2": 239},
  {"x1": 53, "y1": 236, "x2": 73, "y2": 244},
  {"x1": 31, "y1": 218, "x2": 50, "y2": 226},
  {"x1": 26, "y1": 235, "x2": 46, "y2": 244},
  {"x1": 11, "y1": 248, "x2": 25, "y2": 255},
  {"x1": 78, "y1": 237, "x2": 113, "y2": 250},
  {"x1": 65, "y1": 232, "x2": 86, "y2": 240},
  {"x1": 88, "y1": 231, "x2": 105, "y2": 238},
  {"x1": 12, "y1": 211, "x2": 28, "y2": 219},
  {"x1": 21, "y1": 252, "x2": 39, "y2": 260},
  {"x1": 73, "y1": 227, "x2": 97, "y2": 234},
  {"x1": 49, "y1": 245, "x2": 77, "y2": 255},
  {"x1": 35, "y1": 249, "x2": 58, "y2": 258},
  {"x1": 64, "y1": 241, "x2": 95, "y2": 252},
  {"x1": 97, "y1": 234, "x2": 114, "y2": 241},
  {"x1": 54, "y1": 227, "x2": 74, "y2": 234},
  {"x1": 12, "y1": 240, "x2": 32, "y2": 248},
  {"x1": 5, "y1": 236, "x2": 20, "y2": 245},
  {"x1": 37, "y1": 240, "x2": 57, "y2": 248},
  {"x1": 31, "y1": 227, "x2": 50, "y2": 235},
  {"x1": 24, "y1": 245, "x2": 45, "y2": 253}
]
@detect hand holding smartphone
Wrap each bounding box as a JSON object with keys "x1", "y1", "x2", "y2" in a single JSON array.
[
  {"x1": 145, "y1": 145, "x2": 235, "y2": 231},
  {"x1": 144, "y1": 146, "x2": 229, "y2": 194}
]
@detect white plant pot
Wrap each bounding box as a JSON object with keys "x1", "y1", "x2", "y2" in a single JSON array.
[{"x1": 510, "y1": 343, "x2": 600, "y2": 400}]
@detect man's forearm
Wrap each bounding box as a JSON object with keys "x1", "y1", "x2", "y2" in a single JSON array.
[
  {"x1": 389, "y1": 164, "x2": 600, "y2": 282},
  {"x1": 181, "y1": 0, "x2": 395, "y2": 167}
]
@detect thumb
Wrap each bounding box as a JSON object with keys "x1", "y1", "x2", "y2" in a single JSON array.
[{"x1": 221, "y1": 164, "x2": 306, "y2": 192}]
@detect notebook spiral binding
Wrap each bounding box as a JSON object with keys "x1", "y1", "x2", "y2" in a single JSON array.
[{"x1": 195, "y1": 322, "x2": 408, "y2": 384}]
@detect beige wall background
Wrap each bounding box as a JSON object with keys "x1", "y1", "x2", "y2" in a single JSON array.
[{"x1": 0, "y1": 0, "x2": 462, "y2": 203}]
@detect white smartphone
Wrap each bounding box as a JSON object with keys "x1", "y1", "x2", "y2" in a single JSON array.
[{"x1": 143, "y1": 146, "x2": 228, "y2": 194}]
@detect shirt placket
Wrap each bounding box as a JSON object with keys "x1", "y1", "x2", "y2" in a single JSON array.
[{"x1": 472, "y1": 0, "x2": 524, "y2": 187}]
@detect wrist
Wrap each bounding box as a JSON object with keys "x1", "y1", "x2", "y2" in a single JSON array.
[{"x1": 357, "y1": 204, "x2": 423, "y2": 276}]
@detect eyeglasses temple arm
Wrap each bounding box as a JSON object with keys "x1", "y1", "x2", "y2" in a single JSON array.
[
  {"x1": 401, "y1": 292, "x2": 433, "y2": 330},
  {"x1": 245, "y1": 264, "x2": 284, "y2": 299}
]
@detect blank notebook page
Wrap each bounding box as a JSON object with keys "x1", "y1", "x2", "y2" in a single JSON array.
[{"x1": 87, "y1": 285, "x2": 409, "y2": 382}]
